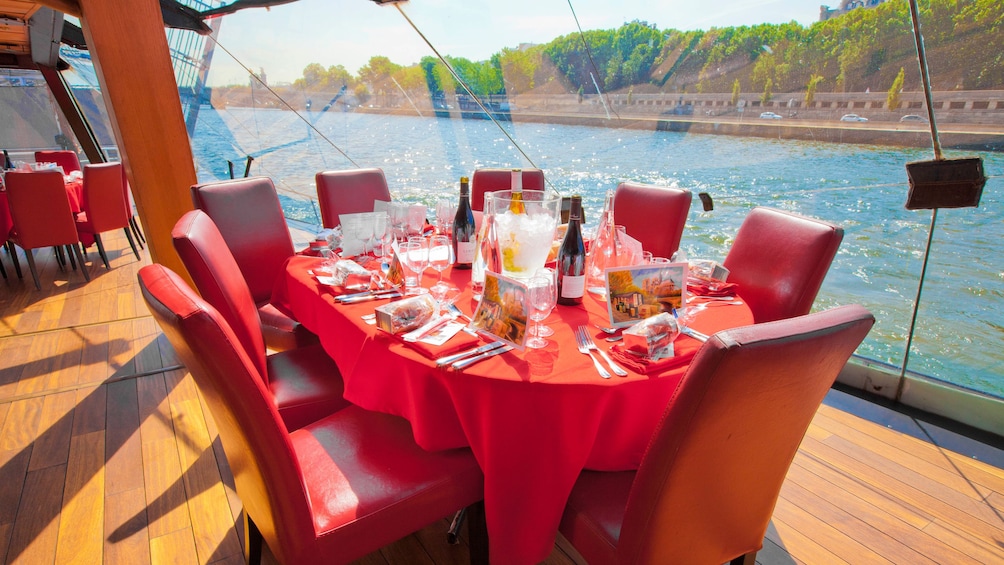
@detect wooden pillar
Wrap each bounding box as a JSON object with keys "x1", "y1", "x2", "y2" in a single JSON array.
[{"x1": 76, "y1": 0, "x2": 195, "y2": 281}]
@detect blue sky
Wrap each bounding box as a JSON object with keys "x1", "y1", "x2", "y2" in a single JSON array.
[{"x1": 205, "y1": 0, "x2": 822, "y2": 86}]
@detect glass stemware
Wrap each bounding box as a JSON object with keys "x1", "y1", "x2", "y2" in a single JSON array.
[
  {"x1": 531, "y1": 268, "x2": 556, "y2": 337},
  {"x1": 372, "y1": 212, "x2": 391, "y2": 264},
  {"x1": 526, "y1": 273, "x2": 557, "y2": 349},
  {"x1": 400, "y1": 237, "x2": 430, "y2": 295},
  {"x1": 435, "y1": 198, "x2": 456, "y2": 237},
  {"x1": 427, "y1": 235, "x2": 457, "y2": 311}
]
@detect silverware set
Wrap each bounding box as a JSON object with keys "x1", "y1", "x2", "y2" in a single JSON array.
[
  {"x1": 574, "y1": 326, "x2": 628, "y2": 378},
  {"x1": 335, "y1": 288, "x2": 401, "y2": 304},
  {"x1": 435, "y1": 341, "x2": 511, "y2": 370}
]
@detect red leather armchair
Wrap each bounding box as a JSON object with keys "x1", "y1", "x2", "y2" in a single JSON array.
[
  {"x1": 559, "y1": 304, "x2": 875, "y2": 564},
  {"x1": 613, "y1": 181, "x2": 692, "y2": 260},
  {"x1": 314, "y1": 168, "x2": 392, "y2": 229},
  {"x1": 723, "y1": 207, "x2": 844, "y2": 323},
  {"x1": 4, "y1": 170, "x2": 90, "y2": 289},
  {"x1": 138, "y1": 264, "x2": 486, "y2": 565},
  {"x1": 34, "y1": 150, "x2": 81, "y2": 173},
  {"x1": 470, "y1": 168, "x2": 545, "y2": 211},
  {"x1": 173, "y1": 209, "x2": 348, "y2": 431},
  {"x1": 190, "y1": 176, "x2": 318, "y2": 351},
  {"x1": 75, "y1": 162, "x2": 141, "y2": 269}
]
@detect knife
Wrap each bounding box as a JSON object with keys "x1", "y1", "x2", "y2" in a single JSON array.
[
  {"x1": 452, "y1": 344, "x2": 513, "y2": 370},
  {"x1": 335, "y1": 288, "x2": 398, "y2": 302},
  {"x1": 402, "y1": 315, "x2": 453, "y2": 342},
  {"x1": 338, "y1": 291, "x2": 402, "y2": 304},
  {"x1": 680, "y1": 326, "x2": 710, "y2": 342},
  {"x1": 436, "y1": 341, "x2": 505, "y2": 366}
]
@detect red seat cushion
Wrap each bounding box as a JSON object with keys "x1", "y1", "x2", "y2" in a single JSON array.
[
  {"x1": 267, "y1": 344, "x2": 350, "y2": 432},
  {"x1": 559, "y1": 470, "x2": 633, "y2": 565},
  {"x1": 259, "y1": 302, "x2": 320, "y2": 351}
]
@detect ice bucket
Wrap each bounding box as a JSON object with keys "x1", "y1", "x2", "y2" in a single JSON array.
[{"x1": 490, "y1": 190, "x2": 561, "y2": 279}]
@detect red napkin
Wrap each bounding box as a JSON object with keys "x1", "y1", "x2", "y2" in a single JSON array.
[
  {"x1": 402, "y1": 331, "x2": 480, "y2": 360},
  {"x1": 687, "y1": 280, "x2": 738, "y2": 297},
  {"x1": 609, "y1": 337, "x2": 702, "y2": 375}
]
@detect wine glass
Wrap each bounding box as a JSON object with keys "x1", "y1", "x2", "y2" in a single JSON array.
[
  {"x1": 435, "y1": 198, "x2": 456, "y2": 236},
  {"x1": 400, "y1": 237, "x2": 429, "y2": 295},
  {"x1": 526, "y1": 273, "x2": 557, "y2": 349},
  {"x1": 428, "y1": 235, "x2": 453, "y2": 286},
  {"x1": 531, "y1": 268, "x2": 556, "y2": 337},
  {"x1": 372, "y1": 212, "x2": 391, "y2": 263}
]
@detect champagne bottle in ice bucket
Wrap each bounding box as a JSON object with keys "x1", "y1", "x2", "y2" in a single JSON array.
[{"x1": 508, "y1": 168, "x2": 525, "y2": 214}]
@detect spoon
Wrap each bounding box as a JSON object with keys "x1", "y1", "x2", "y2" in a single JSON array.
[{"x1": 596, "y1": 325, "x2": 621, "y2": 335}]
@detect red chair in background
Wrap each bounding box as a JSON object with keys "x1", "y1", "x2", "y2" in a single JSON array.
[
  {"x1": 314, "y1": 168, "x2": 392, "y2": 229},
  {"x1": 138, "y1": 263, "x2": 487, "y2": 565},
  {"x1": 191, "y1": 176, "x2": 317, "y2": 352},
  {"x1": 723, "y1": 207, "x2": 844, "y2": 323},
  {"x1": 4, "y1": 170, "x2": 90, "y2": 289},
  {"x1": 1, "y1": 191, "x2": 14, "y2": 280},
  {"x1": 75, "y1": 162, "x2": 141, "y2": 269},
  {"x1": 559, "y1": 305, "x2": 874, "y2": 565},
  {"x1": 470, "y1": 168, "x2": 545, "y2": 211},
  {"x1": 172, "y1": 209, "x2": 348, "y2": 431},
  {"x1": 34, "y1": 150, "x2": 81, "y2": 173},
  {"x1": 119, "y1": 163, "x2": 146, "y2": 248},
  {"x1": 613, "y1": 181, "x2": 692, "y2": 260}
]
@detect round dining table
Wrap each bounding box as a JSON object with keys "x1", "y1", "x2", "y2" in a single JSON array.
[{"x1": 275, "y1": 255, "x2": 753, "y2": 565}]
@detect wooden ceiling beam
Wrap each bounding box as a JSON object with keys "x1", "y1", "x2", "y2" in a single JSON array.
[{"x1": 34, "y1": 0, "x2": 81, "y2": 18}]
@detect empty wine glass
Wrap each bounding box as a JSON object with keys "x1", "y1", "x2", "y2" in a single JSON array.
[
  {"x1": 428, "y1": 235, "x2": 453, "y2": 286},
  {"x1": 526, "y1": 273, "x2": 557, "y2": 349},
  {"x1": 400, "y1": 237, "x2": 429, "y2": 295},
  {"x1": 531, "y1": 268, "x2": 556, "y2": 337},
  {"x1": 435, "y1": 198, "x2": 456, "y2": 237},
  {"x1": 372, "y1": 212, "x2": 391, "y2": 263}
]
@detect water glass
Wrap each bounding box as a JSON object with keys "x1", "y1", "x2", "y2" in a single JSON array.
[
  {"x1": 526, "y1": 273, "x2": 557, "y2": 349},
  {"x1": 531, "y1": 268, "x2": 556, "y2": 337},
  {"x1": 435, "y1": 199, "x2": 456, "y2": 236},
  {"x1": 406, "y1": 204, "x2": 427, "y2": 237},
  {"x1": 400, "y1": 237, "x2": 429, "y2": 295},
  {"x1": 428, "y1": 235, "x2": 453, "y2": 285}
]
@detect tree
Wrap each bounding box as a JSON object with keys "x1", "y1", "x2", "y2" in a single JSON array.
[
  {"x1": 887, "y1": 67, "x2": 905, "y2": 112},
  {"x1": 805, "y1": 74, "x2": 824, "y2": 106},
  {"x1": 761, "y1": 78, "x2": 773, "y2": 104},
  {"x1": 731, "y1": 78, "x2": 741, "y2": 105}
]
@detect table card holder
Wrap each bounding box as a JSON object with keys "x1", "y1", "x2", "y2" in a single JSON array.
[
  {"x1": 604, "y1": 262, "x2": 688, "y2": 328},
  {"x1": 469, "y1": 271, "x2": 530, "y2": 350}
]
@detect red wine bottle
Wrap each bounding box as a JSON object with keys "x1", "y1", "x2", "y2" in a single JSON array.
[
  {"x1": 452, "y1": 176, "x2": 476, "y2": 269},
  {"x1": 557, "y1": 195, "x2": 586, "y2": 305}
]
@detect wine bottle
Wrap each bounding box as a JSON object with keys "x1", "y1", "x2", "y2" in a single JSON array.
[
  {"x1": 557, "y1": 195, "x2": 586, "y2": 305},
  {"x1": 2, "y1": 149, "x2": 12, "y2": 170},
  {"x1": 452, "y1": 176, "x2": 476, "y2": 269},
  {"x1": 471, "y1": 192, "x2": 496, "y2": 292},
  {"x1": 508, "y1": 168, "x2": 525, "y2": 214}
]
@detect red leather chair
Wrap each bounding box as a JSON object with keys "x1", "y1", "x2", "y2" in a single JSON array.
[
  {"x1": 172, "y1": 209, "x2": 348, "y2": 431},
  {"x1": 470, "y1": 168, "x2": 545, "y2": 212},
  {"x1": 75, "y1": 162, "x2": 141, "y2": 269},
  {"x1": 1, "y1": 193, "x2": 14, "y2": 280},
  {"x1": 613, "y1": 181, "x2": 692, "y2": 260},
  {"x1": 34, "y1": 150, "x2": 81, "y2": 173},
  {"x1": 314, "y1": 168, "x2": 392, "y2": 229},
  {"x1": 723, "y1": 207, "x2": 844, "y2": 323},
  {"x1": 190, "y1": 176, "x2": 317, "y2": 352},
  {"x1": 120, "y1": 163, "x2": 146, "y2": 248},
  {"x1": 137, "y1": 263, "x2": 487, "y2": 565},
  {"x1": 4, "y1": 170, "x2": 90, "y2": 289},
  {"x1": 559, "y1": 304, "x2": 875, "y2": 565}
]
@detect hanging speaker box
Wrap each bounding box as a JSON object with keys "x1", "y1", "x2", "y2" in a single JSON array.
[{"x1": 905, "y1": 157, "x2": 986, "y2": 210}]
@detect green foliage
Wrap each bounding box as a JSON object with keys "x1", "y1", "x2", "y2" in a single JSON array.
[
  {"x1": 731, "y1": 78, "x2": 741, "y2": 104},
  {"x1": 888, "y1": 67, "x2": 905, "y2": 111}
]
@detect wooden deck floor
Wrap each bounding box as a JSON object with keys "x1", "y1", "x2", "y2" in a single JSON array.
[{"x1": 2, "y1": 231, "x2": 1004, "y2": 564}]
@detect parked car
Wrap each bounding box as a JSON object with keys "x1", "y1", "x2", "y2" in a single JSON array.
[
  {"x1": 900, "y1": 114, "x2": 929, "y2": 123},
  {"x1": 759, "y1": 112, "x2": 782, "y2": 119},
  {"x1": 840, "y1": 114, "x2": 868, "y2": 122}
]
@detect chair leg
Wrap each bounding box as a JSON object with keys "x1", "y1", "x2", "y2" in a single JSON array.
[
  {"x1": 130, "y1": 216, "x2": 146, "y2": 245},
  {"x1": 466, "y1": 501, "x2": 489, "y2": 565},
  {"x1": 93, "y1": 233, "x2": 111, "y2": 270},
  {"x1": 243, "y1": 511, "x2": 263, "y2": 565},
  {"x1": 23, "y1": 248, "x2": 41, "y2": 290},
  {"x1": 730, "y1": 551, "x2": 757, "y2": 565},
  {"x1": 0, "y1": 254, "x2": 7, "y2": 280},
  {"x1": 447, "y1": 508, "x2": 467, "y2": 544},
  {"x1": 70, "y1": 242, "x2": 90, "y2": 282},
  {"x1": 54, "y1": 245, "x2": 66, "y2": 269},
  {"x1": 65, "y1": 244, "x2": 77, "y2": 270},
  {"x1": 7, "y1": 241, "x2": 22, "y2": 279},
  {"x1": 123, "y1": 227, "x2": 141, "y2": 261}
]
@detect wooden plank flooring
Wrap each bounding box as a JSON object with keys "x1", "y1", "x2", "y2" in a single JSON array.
[{"x1": 2, "y1": 229, "x2": 1004, "y2": 564}]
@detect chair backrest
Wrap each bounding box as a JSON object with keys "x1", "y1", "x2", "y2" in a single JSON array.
[
  {"x1": 619, "y1": 304, "x2": 874, "y2": 563},
  {"x1": 81, "y1": 162, "x2": 130, "y2": 233},
  {"x1": 190, "y1": 176, "x2": 294, "y2": 304},
  {"x1": 723, "y1": 207, "x2": 844, "y2": 323},
  {"x1": 4, "y1": 170, "x2": 80, "y2": 248},
  {"x1": 34, "y1": 150, "x2": 81, "y2": 173},
  {"x1": 172, "y1": 209, "x2": 268, "y2": 379},
  {"x1": 314, "y1": 168, "x2": 392, "y2": 229},
  {"x1": 137, "y1": 264, "x2": 313, "y2": 560},
  {"x1": 470, "y1": 168, "x2": 545, "y2": 212},
  {"x1": 613, "y1": 182, "x2": 692, "y2": 259}
]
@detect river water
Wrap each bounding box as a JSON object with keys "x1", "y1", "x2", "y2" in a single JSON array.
[{"x1": 190, "y1": 107, "x2": 1003, "y2": 396}]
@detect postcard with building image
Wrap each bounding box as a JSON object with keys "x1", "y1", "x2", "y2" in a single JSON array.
[
  {"x1": 604, "y1": 263, "x2": 688, "y2": 328},
  {"x1": 470, "y1": 271, "x2": 529, "y2": 350}
]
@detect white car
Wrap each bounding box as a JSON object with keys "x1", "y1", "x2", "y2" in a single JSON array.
[
  {"x1": 759, "y1": 112, "x2": 782, "y2": 120},
  {"x1": 840, "y1": 113, "x2": 868, "y2": 122}
]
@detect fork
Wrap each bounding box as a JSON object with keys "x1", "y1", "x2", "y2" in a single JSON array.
[
  {"x1": 577, "y1": 326, "x2": 629, "y2": 376},
  {"x1": 574, "y1": 326, "x2": 610, "y2": 379}
]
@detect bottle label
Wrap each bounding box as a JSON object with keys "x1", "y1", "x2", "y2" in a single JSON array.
[
  {"x1": 560, "y1": 274, "x2": 586, "y2": 298},
  {"x1": 457, "y1": 241, "x2": 476, "y2": 264}
]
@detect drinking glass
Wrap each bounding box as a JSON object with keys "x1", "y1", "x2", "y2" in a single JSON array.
[
  {"x1": 372, "y1": 212, "x2": 391, "y2": 263},
  {"x1": 428, "y1": 235, "x2": 453, "y2": 285},
  {"x1": 389, "y1": 202, "x2": 408, "y2": 242},
  {"x1": 526, "y1": 273, "x2": 557, "y2": 349},
  {"x1": 406, "y1": 204, "x2": 427, "y2": 237},
  {"x1": 531, "y1": 268, "x2": 556, "y2": 337},
  {"x1": 435, "y1": 199, "x2": 456, "y2": 236},
  {"x1": 400, "y1": 237, "x2": 429, "y2": 295}
]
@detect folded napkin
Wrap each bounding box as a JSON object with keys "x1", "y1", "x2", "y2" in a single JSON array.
[
  {"x1": 688, "y1": 280, "x2": 738, "y2": 297},
  {"x1": 609, "y1": 336, "x2": 701, "y2": 375},
  {"x1": 402, "y1": 330, "x2": 480, "y2": 360}
]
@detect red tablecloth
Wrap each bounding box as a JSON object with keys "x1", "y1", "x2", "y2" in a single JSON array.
[{"x1": 276, "y1": 257, "x2": 753, "y2": 565}]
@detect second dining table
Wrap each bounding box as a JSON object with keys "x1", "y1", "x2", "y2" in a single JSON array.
[{"x1": 274, "y1": 256, "x2": 753, "y2": 565}]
